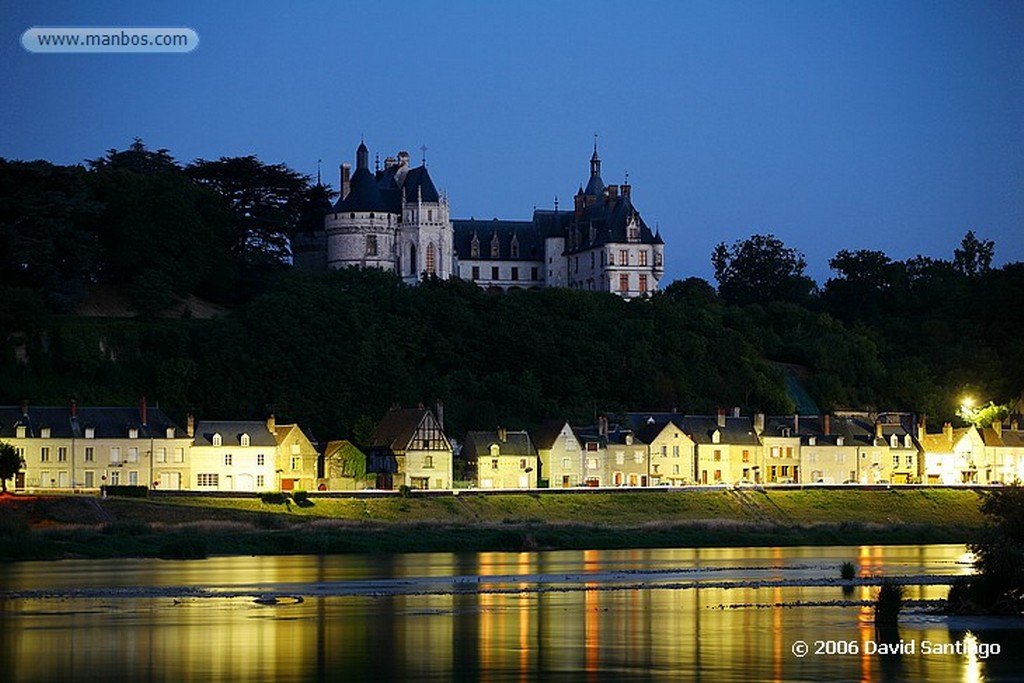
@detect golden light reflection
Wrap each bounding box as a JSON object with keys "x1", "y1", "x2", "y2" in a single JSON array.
[{"x1": 964, "y1": 631, "x2": 982, "y2": 683}]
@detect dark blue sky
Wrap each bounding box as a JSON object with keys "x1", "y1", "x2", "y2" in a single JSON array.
[{"x1": 3, "y1": 1, "x2": 1021, "y2": 284}]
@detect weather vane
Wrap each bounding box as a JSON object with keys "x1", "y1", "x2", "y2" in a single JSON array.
[{"x1": 420, "y1": 144, "x2": 428, "y2": 165}]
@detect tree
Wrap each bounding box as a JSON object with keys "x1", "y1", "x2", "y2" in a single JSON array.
[
  {"x1": 957, "y1": 399, "x2": 1016, "y2": 428},
  {"x1": 0, "y1": 442, "x2": 24, "y2": 493},
  {"x1": 953, "y1": 230, "x2": 995, "y2": 278},
  {"x1": 712, "y1": 234, "x2": 816, "y2": 306},
  {"x1": 187, "y1": 156, "x2": 311, "y2": 266},
  {"x1": 948, "y1": 482, "x2": 1024, "y2": 614}
]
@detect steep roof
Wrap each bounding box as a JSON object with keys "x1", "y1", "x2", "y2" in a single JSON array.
[
  {"x1": 532, "y1": 419, "x2": 573, "y2": 450},
  {"x1": 0, "y1": 404, "x2": 182, "y2": 439},
  {"x1": 401, "y1": 165, "x2": 440, "y2": 203},
  {"x1": 370, "y1": 408, "x2": 436, "y2": 452},
  {"x1": 333, "y1": 166, "x2": 390, "y2": 213}
]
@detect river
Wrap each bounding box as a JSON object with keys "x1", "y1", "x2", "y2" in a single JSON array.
[{"x1": 1, "y1": 544, "x2": 1022, "y2": 682}]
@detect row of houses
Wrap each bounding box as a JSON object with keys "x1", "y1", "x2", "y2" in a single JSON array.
[{"x1": 3, "y1": 402, "x2": 1023, "y2": 493}]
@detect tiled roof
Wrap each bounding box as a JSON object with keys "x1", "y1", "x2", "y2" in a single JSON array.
[
  {"x1": 462, "y1": 430, "x2": 537, "y2": 459},
  {"x1": 0, "y1": 404, "x2": 182, "y2": 439}
]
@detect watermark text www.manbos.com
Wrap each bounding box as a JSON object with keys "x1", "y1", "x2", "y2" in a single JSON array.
[
  {"x1": 22, "y1": 27, "x2": 199, "y2": 53},
  {"x1": 791, "y1": 637, "x2": 1001, "y2": 659}
]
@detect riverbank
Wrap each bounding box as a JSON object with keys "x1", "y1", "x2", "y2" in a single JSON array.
[{"x1": 0, "y1": 488, "x2": 986, "y2": 561}]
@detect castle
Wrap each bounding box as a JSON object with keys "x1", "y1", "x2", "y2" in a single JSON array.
[{"x1": 296, "y1": 141, "x2": 665, "y2": 298}]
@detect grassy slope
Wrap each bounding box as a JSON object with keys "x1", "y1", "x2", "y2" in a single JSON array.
[{"x1": 0, "y1": 489, "x2": 987, "y2": 561}]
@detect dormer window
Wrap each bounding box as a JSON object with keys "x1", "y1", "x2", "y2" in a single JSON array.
[
  {"x1": 712, "y1": 430, "x2": 721, "y2": 444},
  {"x1": 489, "y1": 443, "x2": 500, "y2": 457},
  {"x1": 84, "y1": 426, "x2": 95, "y2": 439},
  {"x1": 490, "y1": 234, "x2": 500, "y2": 259},
  {"x1": 470, "y1": 232, "x2": 480, "y2": 258},
  {"x1": 808, "y1": 436, "x2": 817, "y2": 446},
  {"x1": 16, "y1": 425, "x2": 26, "y2": 439},
  {"x1": 128, "y1": 427, "x2": 139, "y2": 439},
  {"x1": 904, "y1": 434, "x2": 912, "y2": 448},
  {"x1": 627, "y1": 216, "x2": 640, "y2": 242},
  {"x1": 781, "y1": 427, "x2": 792, "y2": 438},
  {"x1": 836, "y1": 436, "x2": 844, "y2": 446},
  {"x1": 165, "y1": 426, "x2": 175, "y2": 439},
  {"x1": 890, "y1": 434, "x2": 898, "y2": 448},
  {"x1": 510, "y1": 235, "x2": 520, "y2": 259},
  {"x1": 40, "y1": 426, "x2": 51, "y2": 439},
  {"x1": 212, "y1": 433, "x2": 222, "y2": 447},
  {"x1": 240, "y1": 433, "x2": 250, "y2": 447}
]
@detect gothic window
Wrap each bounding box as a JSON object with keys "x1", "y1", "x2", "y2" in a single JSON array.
[
  {"x1": 490, "y1": 234, "x2": 500, "y2": 258},
  {"x1": 426, "y1": 243, "x2": 436, "y2": 275},
  {"x1": 510, "y1": 235, "x2": 520, "y2": 259},
  {"x1": 366, "y1": 234, "x2": 378, "y2": 256},
  {"x1": 628, "y1": 217, "x2": 640, "y2": 242},
  {"x1": 619, "y1": 249, "x2": 629, "y2": 265},
  {"x1": 470, "y1": 232, "x2": 480, "y2": 258},
  {"x1": 410, "y1": 244, "x2": 417, "y2": 275}
]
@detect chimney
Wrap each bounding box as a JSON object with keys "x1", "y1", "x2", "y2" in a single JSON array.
[
  {"x1": 70, "y1": 398, "x2": 78, "y2": 420},
  {"x1": 716, "y1": 408, "x2": 726, "y2": 428},
  {"x1": 622, "y1": 183, "x2": 631, "y2": 198},
  {"x1": 398, "y1": 151, "x2": 410, "y2": 167},
  {"x1": 139, "y1": 396, "x2": 148, "y2": 426},
  {"x1": 754, "y1": 412, "x2": 765, "y2": 435},
  {"x1": 267, "y1": 413, "x2": 276, "y2": 436},
  {"x1": 607, "y1": 184, "x2": 619, "y2": 200},
  {"x1": 384, "y1": 155, "x2": 397, "y2": 170},
  {"x1": 1013, "y1": 419, "x2": 1020, "y2": 431},
  {"x1": 19, "y1": 400, "x2": 28, "y2": 417},
  {"x1": 917, "y1": 414, "x2": 926, "y2": 441},
  {"x1": 943, "y1": 422, "x2": 953, "y2": 442},
  {"x1": 341, "y1": 163, "x2": 351, "y2": 200},
  {"x1": 498, "y1": 426, "x2": 507, "y2": 442},
  {"x1": 574, "y1": 192, "x2": 584, "y2": 221},
  {"x1": 598, "y1": 415, "x2": 609, "y2": 437},
  {"x1": 875, "y1": 421, "x2": 883, "y2": 440},
  {"x1": 186, "y1": 413, "x2": 195, "y2": 438},
  {"x1": 993, "y1": 419, "x2": 1002, "y2": 438},
  {"x1": 823, "y1": 413, "x2": 831, "y2": 436},
  {"x1": 732, "y1": 406, "x2": 741, "y2": 418},
  {"x1": 793, "y1": 414, "x2": 800, "y2": 434},
  {"x1": 434, "y1": 400, "x2": 445, "y2": 433}
]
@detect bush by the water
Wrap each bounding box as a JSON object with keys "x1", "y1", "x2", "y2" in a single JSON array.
[
  {"x1": 875, "y1": 580, "x2": 905, "y2": 625},
  {"x1": 840, "y1": 561, "x2": 856, "y2": 580},
  {"x1": 946, "y1": 482, "x2": 1024, "y2": 615},
  {"x1": 292, "y1": 490, "x2": 313, "y2": 507}
]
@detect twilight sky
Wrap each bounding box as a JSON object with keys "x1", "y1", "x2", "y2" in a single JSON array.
[{"x1": 2, "y1": 1, "x2": 1021, "y2": 285}]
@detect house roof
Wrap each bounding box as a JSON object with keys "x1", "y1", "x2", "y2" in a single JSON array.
[
  {"x1": 370, "y1": 408, "x2": 439, "y2": 451},
  {"x1": 273, "y1": 423, "x2": 317, "y2": 450},
  {"x1": 532, "y1": 419, "x2": 573, "y2": 450},
  {"x1": 0, "y1": 404, "x2": 182, "y2": 439},
  {"x1": 193, "y1": 420, "x2": 277, "y2": 447},
  {"x1": 462, "y1": 430, "x2": 537, "y2": 459}
]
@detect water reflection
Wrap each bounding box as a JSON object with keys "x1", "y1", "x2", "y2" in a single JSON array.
[{"x1": 1, "y1": 544, "x2": 1019, "y2": 682}]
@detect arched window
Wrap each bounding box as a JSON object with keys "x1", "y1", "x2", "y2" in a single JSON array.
[
  {"x1": 409, "y1": 244, "x2": 417, "y2": 275},
  {"x1": 490, "y1": 234, "x2": 500, "y2": 258},
  {"x1": 470, "y1": 233, "x2": 480, "y2": 258},
  {"x1": 426, "y1": 243, "x2": 436, "y2": 275},
  {"x1": 212, "y1": 433, "x2": 222, "y2": 447},
  {"x1": 241, "y1": 433, "x2": 250, "y2": 447}
]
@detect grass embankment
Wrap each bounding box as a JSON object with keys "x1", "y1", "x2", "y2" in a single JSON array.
[{"x1": 0, "y1": 488, "x2": 985, "y2": 561}]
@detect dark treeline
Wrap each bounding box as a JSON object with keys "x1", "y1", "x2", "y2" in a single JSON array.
[{"x1": 1, "y1": 143, "x2": 1021, "y2": 441}]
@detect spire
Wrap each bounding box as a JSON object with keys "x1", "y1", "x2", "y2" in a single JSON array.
[
  {"x1": 356, "y1": 141, "x2": 369, "y2": 170},
  {"x1": 590, "y1": 133, "x2": 601, "y2": 176},
  {"x1": 316, "y1": 159, "x2": 322, "y2": 186}
]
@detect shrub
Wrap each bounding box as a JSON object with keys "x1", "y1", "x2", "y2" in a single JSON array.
[
  {"x1": 292, "y1": 490, "x2": 313, "y2": 507},
  {"x1": 398, "y1": 484, "x2": 412, "y2": 498},
  {"x1": 840, "y1": 561, "x2": 856, "y2": 580},
  {"x1": 875, "y1": 580, "x2": 905, "y2": 625},
  {"x1": 260, "y1": 492, "x2": 289, "y2": 505},
  {"x1": 101, "y1": 485, "x2": 148, "y2": 498}
]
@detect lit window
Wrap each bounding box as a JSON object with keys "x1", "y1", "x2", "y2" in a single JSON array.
[
  {"x1": 241, "y1": 433, "x2": 250, "y2": 447},
  {"x1": 156, "y1": 448, "x2": 166, "y2": 463},
  {"x1": 638, "y1": 250, "x2": 648, "y2": 266},
  {"x1": 426, "y1": 242, "x2": 436, "y2": 274},
  {"x1": 197, "y1": 473, "x2": 219, "y2": 487}
]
